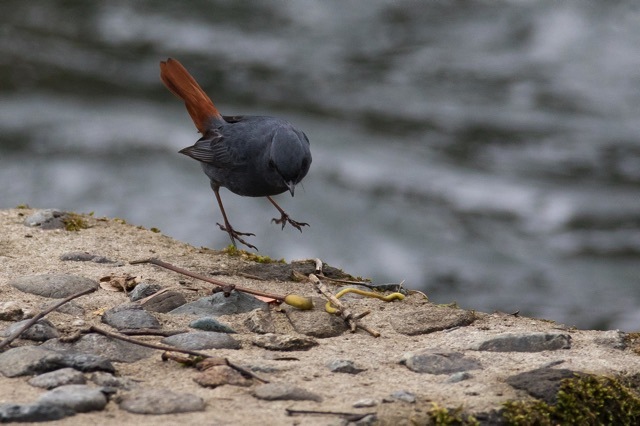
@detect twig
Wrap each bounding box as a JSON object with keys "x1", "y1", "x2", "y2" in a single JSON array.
[
  {"x1": 308, "y1": 274, "x2": 380, "y2": 337},
  {"x1": 118, "y1": 328, "x2": 188, "y2": 337},
  {"x1": 88, "y1": 325, "x2": 268, "y2": 383},
  {"x1": 286, "y1": 408, "x2": 374, "y2": 421},
  {"x1": 131, "y1": 258, "x2": 286, "y2": 302},
  {"x1": 0, "y1": 287, "x2": 96, "y2": 351}
]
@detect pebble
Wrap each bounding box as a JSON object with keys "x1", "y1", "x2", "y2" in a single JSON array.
[
  {"x1": 43, "y1": 333, "x2": 153, "y2": 363},
  {"x1": 0, "y1": 301, "x2": 23, "y2": 321},
  {"x1": 593, "y1": 330, "x2": 626, "y2": 350},
  {"x1": 101, "y1": 303, "x2": 161, "y2": 330},
  {"x1": 193, "y1": 365, "x2": 253, "y2": 388},
  {"x1": 9, "y1": 274, "x2": 99, "y2": 299},
  {"x1": 252, "y1": 333, "x2": 318, "y2": 351},
  {"x1": 89, "y1": 371, "x2": 136, "y2": 390},
  {"x1": 243, "y1": 308, "x2": 275, "y2": 334},
  {"x1": 45, "y1": 300, "x2": 85, "y2": 316},
  {"x1": 140, "y1": 290, "x2": 187, "y2": 313},
  {"x1": 23, "y1": 209, "x2": 65, "y2": 229},
  {"x1": 390, "y1": 390, "x2": 416, "y2": 403},
  {"x1": 59, "y1": 251, "x2": 115, "y2": 263},
  {"x1": 475, "y1": 332, "x2": 571, "y2": 352},
  {"x1": 118, "y1": 388, "x2": 206, "y2": 414},
  {"x1": 401, "y1": 350, "x2": 482, "y2": 375},
  {"x1": 128, "y1": 282, "x2": 162, "y2": 302},
  {"x1": 353, "y1": 398, "x2": 377, "y2": 408},
  {"x1": 169, "y1": 291, "x2": 268, "y2": 316},
  {"x1": 189, "y1": 317, "x2": 237, "y2": 333},
  {"x1": 0, "y1": 403, "x2": 73, "y2": 422},
  {"x1": 37, "y1": 384, "x2": 108, "y2": 413},
  {"x1": 446, "y1": 371, "x2": 472, "y2": 383},
  {"x1": 0, "y1": 346, "x2": 114, "y2": 378},
  {"x1": 284, "y1": 299, "x2": 348, "y2": 337},
  {"x1": 253, "y1": 383, "x2": 323, "y2": 402},
  {"x1": 161, "y1": 331, "x2": 241, "y2": 350},
  {"x1": 390, "y1": 306, "x2": 476, "y2": 336},
  {"x1": 327, "y1": 359, "x2": 366, "y2": 374},
  {"x1": 505, "y1": 367, "x2": 580, "y2": 404},
  {"x1": 28, "y1": 368, "x2": 86, "y2": 389},
  {"x1": 1, "y1": 318, "x2": 59, "y2": 341}
]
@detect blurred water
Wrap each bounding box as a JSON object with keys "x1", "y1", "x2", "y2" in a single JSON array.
[{"x1": 1, "y1": 0, "x2": 640, "y2": 330}]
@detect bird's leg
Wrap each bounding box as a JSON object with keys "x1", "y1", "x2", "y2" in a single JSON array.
[
  {"x1": 212, "y1": 186, "x2": 257, "y2": 250},
  {"x1": 266, "y1": 196, "x2": 309, "y2": 232}
]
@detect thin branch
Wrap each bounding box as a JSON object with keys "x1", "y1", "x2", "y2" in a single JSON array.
[
  {"x1": 88, "y1": 325, "x2": 268, "y2": 383},
  {"x1": 286, "y1": 408, "x2": 374, "y2": 421},
  {"x1": 308, "y1": 274, "x2": 380, "y2": 337},
  {"x1": 0, "y1": 287, "x2": 96, "y2": 351},
  {"x1": 131, "y1": 258, "x2": 287, "y2": 302}
]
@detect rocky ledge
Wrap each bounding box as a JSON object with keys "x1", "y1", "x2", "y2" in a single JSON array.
[{"x1": 1, "y1": 208, "x2": 640, "y2": 425}]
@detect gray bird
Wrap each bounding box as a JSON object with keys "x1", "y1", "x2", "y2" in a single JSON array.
[{"x1": 160, "y1": 58, "x2": 311, "y2": 250}]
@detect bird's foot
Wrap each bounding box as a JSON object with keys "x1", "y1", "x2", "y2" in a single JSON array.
[
  {"x1": 271, "y1": 213, "x2": 309, "y2": 232},
  {"x1": 216, "y1": 223, "x2": 257, "y2": 251}
]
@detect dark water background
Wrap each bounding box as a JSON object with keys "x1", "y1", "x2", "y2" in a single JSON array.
[{"x1": 2, "y1": 1, "x2": 640, "y2": 330}]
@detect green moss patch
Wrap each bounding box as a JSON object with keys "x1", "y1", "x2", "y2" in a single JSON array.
[{"x1": 502, "y1": 374, "x2": 640, "y2": 425}]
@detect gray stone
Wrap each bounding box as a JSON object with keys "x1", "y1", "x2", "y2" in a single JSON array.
[
  {"x1": 0, "y1": 301, "x2": 23, "y2": 321},
  {"x1": 391, "y1": 306, "x2": 476, "y2": 336},
  {"x1": 327, "y1": 359, "x2": 366, "y2": 374},
  {"x1": 243, "y1": 308, "x2": 275, "y2": 334},
  {"x1": 253, "y1": 383, "x2": 323, "y2": 402},
  {"x1": 390, "y1": 390, "x2": 416, "y2": 403},
  {"x1": 446, "y1": 371, "x2": 472, "y2": 383},
  {"x1": 161, "y1": 331, "x2": 241, "y2": 350},
  {"x1": 401, "y1": 350, "x2": 482, "y2": 375},
  {"x1": 90, "y1": 371, "x2": 136, "y2": 390},
  {"x1": 102, "y1": 303, "x2": 161, "y2": 330},
  {"x1": 284, "y1": 299, "x2": 348, "y2": 338},
  {"x1": 45, "y1": 300, "x2": 85, "y2": 316},
  {"x1": 140, "y1": 290, "x2": 187, "y2": 313},
  {"x1": 28, "y1": 368, "x2": 86, "y2": 389},
  {"x1": 193, "y1": 365, "x2": 253, "y2": 388},
  {"x1": 169, "y1": 291, "x2": 267, "y2": 316},
  {"x1": 9, "y1": 274, "x2": 99, "y2": 299},
  {"x1": 59, "y1": 252, "x2": 114, "y2": 263},
  {"x1": 353, "y1": 398, "x2": 377, "y2": 408},
  {"x1": 1, "y1": 318, "x2": 60, "y2": 341},
  {"x1": 37, "y1": 384, "x2": 107, "y2": 413},
  {"x1": 0, "y1": 403, "x2": 73, "y2": 422},
  {"x1": 594, "y1": 330, "x2": 626, "y2": 350},
  {"x1": 189, "y1": 317, "x2": 236, "y2": 333},
  {"x1": 129, "y1": 282, "x2": 162, "y2": 302},
  {"x1": 505, "y1": 367, "x2": 581, "y2": 404},
  {"x1": 118, "y1": 388, "x2": 205, "y2": 414},
  {"x1": 475, "y1": 332, "x2": 571, "y2": 352},
  {"x1": 43, "y1": 333, "x2": 153, "y2": 363},
  {"x1": 0, "y1": 346, "x2": 114, "y2": 377},
  {"x1": 23, "y1": 209, "x2": 65, "y2": 229},
  {"x1": 252, "y1": 333, "x2": 318, "y2": 351}
]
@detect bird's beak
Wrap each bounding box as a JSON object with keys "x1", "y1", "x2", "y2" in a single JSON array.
[{"x1": 286, "y1": 181, "x2": 296, "y2": 197}]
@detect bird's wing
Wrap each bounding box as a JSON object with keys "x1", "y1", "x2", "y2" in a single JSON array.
[{"x1": 178, "y1": 128, "x2": 238, "y2": 168}]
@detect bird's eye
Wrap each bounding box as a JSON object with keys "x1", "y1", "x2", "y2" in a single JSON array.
[{"x1": 268, "y1": 159, "x2": 276, "y2": 169}]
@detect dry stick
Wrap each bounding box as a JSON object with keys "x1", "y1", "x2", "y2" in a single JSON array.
[
  {"x1": 131, "y1": 258, "x2": 287, "y2": 303},
  {"x1": 0, "y1": 287, "x2": 97, "y2": 351},
  {"x1": 89, "y1": 325, "x2": 268, "y2": 383},
  {"x1": 308, "y1": 274, "x2": 380, "y2": 337},
  {"x1": 286, "y1": 408, "x2": 374, "y2": 421}
]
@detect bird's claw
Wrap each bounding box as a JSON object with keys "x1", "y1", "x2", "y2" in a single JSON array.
[
  {"x1": 216, "y1": 223, "x2": 258, "y2": 250},
  {"x1": 271, "y1": 214, "x2": 309, "y2": 232}
]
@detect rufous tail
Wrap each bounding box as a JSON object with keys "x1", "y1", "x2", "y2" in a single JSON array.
[{"x1": 160, "y1": 58, "x2": 223, "y2": 133}]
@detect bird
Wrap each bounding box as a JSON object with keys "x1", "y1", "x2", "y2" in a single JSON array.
[{"x1": 159, "y1": 58, "x2": 311, "y2": 250}]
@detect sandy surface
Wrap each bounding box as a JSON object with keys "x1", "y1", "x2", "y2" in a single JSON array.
[{"x1": 1, "y1": 208, "x2": 639, "y2": 425}]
